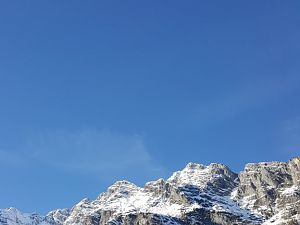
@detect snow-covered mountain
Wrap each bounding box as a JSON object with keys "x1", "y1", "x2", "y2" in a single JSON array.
[{"x1": 1, "y1": 157, "x2": 300, "y2": 225}]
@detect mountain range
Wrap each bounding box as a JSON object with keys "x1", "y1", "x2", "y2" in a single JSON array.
[{"x1": 1, "y1": 157, "x2": 300, "y2": 225}]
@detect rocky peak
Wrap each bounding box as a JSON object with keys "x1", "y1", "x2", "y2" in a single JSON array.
[
  {"x1": 45, "y1": 209, "x2": 71, "y2": 225},
  {"x1": 144, "y1": 178, "x2": 171, "y2": 197},
  {"x1": 168, "y1": 162, "x2": 237, "y2": 196},
  {"x1": 106, "y1": 181, "x2": 139, "y2": 197},
  {"x1": 185, "y1": 162, "x2": 206, "y2": 170},
  {"x1": 235, "y1": 158, "x2": 300, "y2": 223}
]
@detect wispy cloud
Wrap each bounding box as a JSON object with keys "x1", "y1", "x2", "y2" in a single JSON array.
[
  {"x1": 23, "y1": 129, "x2": 166, "y2": 180},
  {"x1": 0, "y1": 129, "x2": 166, "y2": 183}
]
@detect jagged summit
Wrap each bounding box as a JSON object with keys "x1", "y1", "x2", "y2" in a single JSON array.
[
  {"x1": 1, "y1": 158, "x2": 300, "y2": 225},
  {"x1": 183, "y1": 162, "x2": 206, "y2": 170}
]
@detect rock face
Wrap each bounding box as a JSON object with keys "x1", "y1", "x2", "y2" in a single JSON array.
[
  {"x1": 1, "y1": 157, "x2": 300, "y2": 225},
  {"x1": 234, "y1": 157, "x2": 300, "y2": 224}
]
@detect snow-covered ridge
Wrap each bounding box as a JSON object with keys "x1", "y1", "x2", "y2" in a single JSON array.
[
  {"x1": 0, "y1": 208, "x2": 70, "y2": 225},
  {"x1": 1, "y1": 157, "x2": 300, "y2": 225}
]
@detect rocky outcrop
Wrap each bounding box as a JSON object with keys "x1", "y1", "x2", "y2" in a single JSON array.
[
  {"x1": 1, "y1": 157, "x2": 300, "y2": 225},
  {"x1": 234, "y1": 157, "x2": 300, "y2": 224}
]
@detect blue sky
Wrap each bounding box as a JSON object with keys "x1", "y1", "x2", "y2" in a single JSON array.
[{"x1": 0, "y1": 0, "x2": 300, "y2": 214}]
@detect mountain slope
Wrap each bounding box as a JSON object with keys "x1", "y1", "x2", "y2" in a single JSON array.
[{"x1": 1, "y1": 157, "x2": 300, "y2": 225}]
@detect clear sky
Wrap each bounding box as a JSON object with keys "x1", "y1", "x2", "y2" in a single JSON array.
[{"x1": 0, "y1": 0, "x2": 300, "y2": 215}]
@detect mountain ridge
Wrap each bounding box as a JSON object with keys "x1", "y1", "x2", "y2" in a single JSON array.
[{"x1": 1, "y1": 157, "x2": 300, "y2": 225}]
